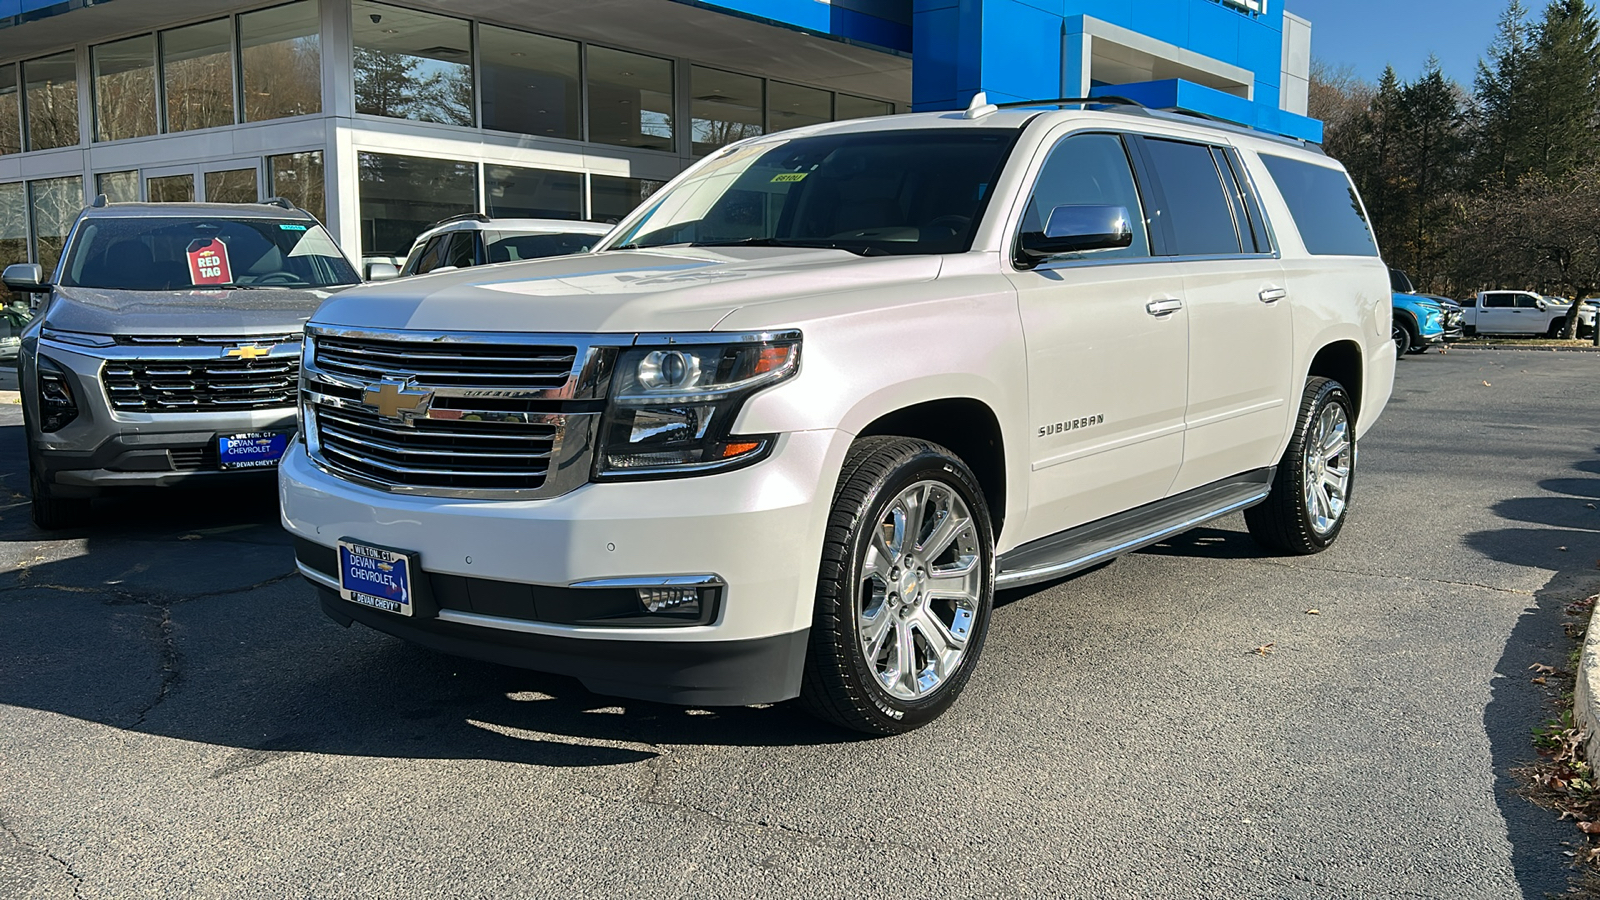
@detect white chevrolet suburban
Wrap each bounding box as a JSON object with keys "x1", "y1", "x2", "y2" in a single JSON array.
[{"x1": 281, "y1": 97, "x2": 1394, "y2": 734}]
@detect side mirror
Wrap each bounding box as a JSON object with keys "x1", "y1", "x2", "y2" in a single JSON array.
[
  {"x1": 365, "y1": 262, "x2": 400, "y2": 281},
  {"x1": 1535, "y1": 298, "x2": 1549, "y2": 310},
  {"x1": 1017, "y1": 205, "x2": 1133, "y2": 267},
  {"x1": 2, "y1": 263, "x2": 50, "y2": 294}
]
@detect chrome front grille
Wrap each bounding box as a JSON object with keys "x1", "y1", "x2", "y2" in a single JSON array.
[
  {"x1": 302, "y1": 327, "x2": 620, "y2": 499},
  {"x1": 103, "y1": 356, "x2": 300, "y2": 412},
  {"x1": 116, "y1": 333, "x2": 301, "y2": 347},
  {"x1": 314, "y1": 404, "x2": 556, "y2": 491},
  {"x1": 313, "y1": 334, "x2": 576, "y2": 389}
]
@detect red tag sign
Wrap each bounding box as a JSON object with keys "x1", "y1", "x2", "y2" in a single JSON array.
[{"x1": 186, "y1": 238, "x2": 232, "y2": 286}]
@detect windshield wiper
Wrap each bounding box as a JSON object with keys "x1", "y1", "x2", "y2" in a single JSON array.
[{"x1": 686, "y1": 238, "x2": 890, "y2": 257}]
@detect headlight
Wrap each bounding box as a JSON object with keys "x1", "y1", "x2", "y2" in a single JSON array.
[
  {"x1": 40, "y1": 328, "x2": 115, "y2": 348},
  {"x1": 36, "y1": 355, "x2": 79, "y2": 432},
  {"x1": 595, "y1": 331, "x2": 801, "y2": 478}
]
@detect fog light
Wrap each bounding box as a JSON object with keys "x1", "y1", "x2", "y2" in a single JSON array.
[{"x1": 638, "y1": 586, "x2": 701, "y2": 614}]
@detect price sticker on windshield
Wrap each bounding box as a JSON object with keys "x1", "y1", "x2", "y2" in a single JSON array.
[{"x1": 186, "y1": 238, "x2": 232, "y2": 286}]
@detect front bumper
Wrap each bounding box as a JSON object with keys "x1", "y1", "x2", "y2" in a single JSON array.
[{"x1": 279, "y1": 429, "x2": 847, "y2": 705}]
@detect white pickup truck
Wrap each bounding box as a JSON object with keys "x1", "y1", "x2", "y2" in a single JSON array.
[
  {"x1": 1461, "y1": 290, "x2": 1596, "y2": 337},
  {"x1": 281, "y1": 98, "x2": 1394, "y2": 734}
]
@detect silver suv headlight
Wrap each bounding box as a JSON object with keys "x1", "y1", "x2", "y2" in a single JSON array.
[
  {"x1": 40, "y1": 328, "x2": 115, "y2": 348},
  {"x1": 595, "y1": 331, "x2": 800, "y2": 479}
]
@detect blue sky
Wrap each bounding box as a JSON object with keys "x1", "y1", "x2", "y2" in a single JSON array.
[{"x1": 1283, "y1": 0, "x2": 1512, "y2": 86}]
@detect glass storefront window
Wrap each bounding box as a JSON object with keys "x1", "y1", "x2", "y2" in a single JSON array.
[
  {"x1": 0, "y1": 65, "x2": 19, "y2": 156},
  {"x1": 240, "y1": 1, "x2": 322, "y2": 122},
  {"x1": 96, "y1": 171, "x2": 139, "y2": 203},
  {"x1": 162, "y1": 19, "x2": 235, "y2": 132},
  {"x1": 836, "y1": 94, "x2": 893, "y2": 121},
  {"x1": 587, "y1": 46, "x2": 673, "y2": 151},
  {"x1": 147, "y1": 174, "x2": 195, "y2": 203},
  {"x1": 768, "y1": 81, "x2": 830, "y2": 132},
  {"x1": 690, "y1": 66, "x2": 762, "y2": 156},
  {"x1": 23, "y1": 53, "x2": 79, "y2": 151},
  {"x1": 485, "y1": 164, "x2": 582, "y2": 220},
  {"x1": 353, "y1": 1, "x2": 473, "y2": 127},
  {"x1": 358, "y1": 151, "x2": 477, "y2": 258},
  {"x1": 479, "y1": 25, "x2": 579, "y2": 140},
  {"x1": 268, "y1": 150, "x2": 325, "y2": 223},
  {"x1": 206, "y1": 168, "x2": 259, "y2": 204},
  {"x1": 590, "y1": 174, "x2": 663, "y2": 224},
  {"x1": 93, "y1": 35, "x2": 159, "y2": 143},
  {"x1": 29, "y1": 176, "x2": 82, "y2": 278},
  {"x1": 0, "y1": 182, "x2": 27, "y2": 306}
]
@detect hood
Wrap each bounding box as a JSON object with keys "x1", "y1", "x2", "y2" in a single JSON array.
[
  {"x1": 44, "y1": 285, "x2": 338, "y2": 336},
  {"x1": 310, "y1": 248, "x2": 944, "y2": 334}
]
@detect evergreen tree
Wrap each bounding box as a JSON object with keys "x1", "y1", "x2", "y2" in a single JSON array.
[
  {"x1": 1523, "y1": 0, "x2": 1600, "y2": 179},
  {"x1": 1399, "y1": 58, "x2": 1469, "y2": 282},
  {"x1": 1473, "y1": 0, "x2": 1534, "y2": 186}
]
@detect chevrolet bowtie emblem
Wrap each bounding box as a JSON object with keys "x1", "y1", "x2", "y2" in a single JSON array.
[
  {"x1": 225, "y1": 344, "x2": 271, "y2": 360},
  {"x1": 363, "y1": 380, "x2": 432, "y2": 420}
]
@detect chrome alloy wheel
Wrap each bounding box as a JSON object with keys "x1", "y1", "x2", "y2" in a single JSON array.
[
  {"x1": 857, "y1": 480, "x2": 983, "y2": 701},
  {"x1": 1303, "y1": 402, "x2": 1352, "y2": 536}
]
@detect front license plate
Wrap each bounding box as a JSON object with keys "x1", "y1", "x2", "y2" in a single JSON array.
[
  {"x1": 337, "y1": 541, "x2": 414, "y2": 617},
  {"x1": 217, "y1": 432, "x2": 289, "y2": 470}
]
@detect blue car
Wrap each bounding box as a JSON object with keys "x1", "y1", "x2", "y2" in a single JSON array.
[{"x1": 1389, "y1": 268, "x2": 1446, "y2": 356}]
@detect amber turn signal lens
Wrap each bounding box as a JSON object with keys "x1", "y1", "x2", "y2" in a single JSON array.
[
  {"x1": 720, "y1": 441, "x2": 761, "y2": 458},
  {"x1": 752, "y1": 346, "x2": 791, "y2": 376}
]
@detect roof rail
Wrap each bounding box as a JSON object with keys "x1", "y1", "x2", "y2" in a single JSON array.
[
  {"x1": 995, "y1": 96, "x2": 1148, "y2": 111},
  {"x1": 261, "y1": 197, "x2": 297, "y2": 210},
  {"x1": 427, "y1": 212, "x2": 493, "y2": 229}
]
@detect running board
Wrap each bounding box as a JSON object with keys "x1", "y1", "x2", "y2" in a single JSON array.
[{"x1": 995, "y1": 468, "x2": 1274, "y2": 589}]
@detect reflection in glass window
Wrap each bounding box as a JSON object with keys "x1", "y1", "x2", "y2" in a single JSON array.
[
  {"x1": 587, "y1": 47, "x2": 673, "y2": 151},
  {"x1": 485, "y1": 165, "x2": 582, "y2": 220},
  {"x1": 480, "y1": 25, "x2": 579, "y2": 140},
  {"x1": 268, "y1": 151, "x2": 325, "y2": 223},
  {"x1": 206, "y1": 169, "x2": 259, "y2": 204},
  {"x1": 836, "y1": 94, "x2": 892, "y2": 121},
  {"x1": 0, "y1": 182, "x2": 27, "y2": 306},
  {"x1": 1021, "y1": 133, "x2": 1148, "y2": 260},
  {"x1": 353, "y1": 1, "x2": 473, "y2": 126},
  {"x1": 94, "y1": 36, "x2": 158, "y2": 142},
  {"x1": 0, "y1": 65, "x2": 20, "y2": 156},
  {"x1": 163, "y1": 19, "x2": 236, "y2": 132},
  {"x1": 357, "y1": 151, "x2": 477, "y2": 258},
  {"x1": 1142, "y1": 138, "x2": 1241, "y2": 256},
  {"x1": 590, "y1": 174, "x2": 664, "y2": 224},
  {"x1": 29, "y1": 176, "x2": 82, "y2": 278},
  {"x1": 96, "y1": 171, "x2": 140, "y2": 203},
  {"x1": 241, "y1": 1, "x2": 322, "y2": 122},
  {"x1": 24, "y1": 53, "x2": 80, "y2": 151},
  {"x1": 691, "y1": 66, "x2": 762, "y2": 156},
  {"x1": 768, "y1": 81, "x2": 829, "y2": 133},
  {"x1": 147, "y1": 174, "x2": 196, "y2": 203},
  {"x1": 1257, "y1": 154, "x2": 1380, "y2": 257}
]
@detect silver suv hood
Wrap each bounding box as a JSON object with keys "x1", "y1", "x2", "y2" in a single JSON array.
[
  {"x1": 44, "y1": 285, "x2": 340, "y2": 336},
  {"x1": 310, "y1": 248, "x2": 943, "y2": 334}
]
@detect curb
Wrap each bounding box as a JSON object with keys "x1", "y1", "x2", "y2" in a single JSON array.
[
  {"x1": 1576, "y1": 612, "x2": 1600, "y2": 771},
  {"x1": 1443, "y1": 345, "x2": 1600, "y2": 353},
  {"x1": 0, "y1": 391, "x2": 18, "y2": 403}
]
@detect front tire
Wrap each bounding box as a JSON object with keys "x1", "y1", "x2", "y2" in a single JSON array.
[
  {"x1": 799, "y1": 437, "x2": 995, "y2": 735},
  {"x1": 29, "y1": 461, "x2": 89, "y2": 530},
  {"x1": 1392, "y1": 319, "x2": 1414, "y2": 358},
  {"x1": 1245, "y1": 377, "x2": 1355, "y2": 555}
]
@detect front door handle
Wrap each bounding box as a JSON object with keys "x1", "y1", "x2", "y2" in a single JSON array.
[
  {"x1": 1259, "y1": 287, "x2": 1287, "y2": 304},
  {"x1": 1146, "y1": 298, "x2": 1184, "y2": 316}
]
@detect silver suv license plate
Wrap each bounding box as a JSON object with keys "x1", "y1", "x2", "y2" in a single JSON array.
[{"x1": 337, "y1": 540, "x2": 414, "y2": 617}]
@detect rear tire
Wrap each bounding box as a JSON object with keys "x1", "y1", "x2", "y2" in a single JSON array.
[
  {"x1": 1392, "y1": 319, "x2": 1414, "y2": 358},
  {"x1": 799, "y1": 437, "x2": 995, "y2": 735},
  {"x1": 29, "y1": 462, "x2": 89, "y2": 530},
  {"x1": 1245, "y1": 377, "x2": 1355, "y2": 556}
]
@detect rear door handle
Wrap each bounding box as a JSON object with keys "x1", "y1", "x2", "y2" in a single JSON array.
[
  {"x1": 1259, "y1": 287, "x2": 1287, "y2": 304},
  {"x1": 1146, "y1": 298, "x2": 1184, "y2": 316}
]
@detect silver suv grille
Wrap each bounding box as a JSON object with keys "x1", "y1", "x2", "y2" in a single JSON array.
[
  {"x1": 115, "y1": 333, "x2": 301, "y2": 347},
  {"x1": 103, "y1": 357, "x2": 300, "y2": 411},
  {"x1": 313, "y1": 334, "x2": 576, "y2": 389},
  {"x1": 303, "y1": 328, "x2": 617, "y2": 500}
]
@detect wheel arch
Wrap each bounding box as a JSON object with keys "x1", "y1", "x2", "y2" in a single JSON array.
[
  {"x1": 1306, "y1": 340, "x2": 1364, "y2": 424},
  {"x1": 855, "y1": 398, "x2": 1010, "y2": 543}
]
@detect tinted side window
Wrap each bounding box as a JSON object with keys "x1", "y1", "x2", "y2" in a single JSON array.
[
  {"x1": 1258, "y1": 154, "x2": 1379, "y2": 257},
  {"x1": 1140, "y1": 138, "x2": 1242, "y2": 256},
  {"x1": 406, "y1": 234, "x2": 449, "y2": 275},
  {"x1": 1020, "y1": 132, "x2": 1149, "y2": 259},
  {"x1": 1515, "y1": 294, "x2": 1543, "y2": 309},
  {"x1": 443, "y1": 232, "x2": 476, "y2": 269},
  {"x1": 1483, "y1": 293, "x2": 1511, "y2": 308}
]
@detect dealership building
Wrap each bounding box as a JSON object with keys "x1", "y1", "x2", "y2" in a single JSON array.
[{"x1": 0, "y1": 0, "x2": 1316, "y2": 278}]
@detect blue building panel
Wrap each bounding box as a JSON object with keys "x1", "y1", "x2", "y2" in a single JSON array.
[
  {"x1": 977, "y1": 0, "x2": 1066, "y2": 102},
  {"x1": 1187, "y1": 2, "x2": 1242, "y2": 67}
]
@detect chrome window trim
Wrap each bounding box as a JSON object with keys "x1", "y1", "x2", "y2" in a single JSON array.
[{"x1": 39, "y1": 336, "x2": 302, "y2": 362}]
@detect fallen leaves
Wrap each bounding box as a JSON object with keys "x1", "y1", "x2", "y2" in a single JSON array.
[
  {"x1": 1305, "y1": 608, "x2": 1321, "y2": 615},
  {"x1": 1251, "y1": 642, "x2": 1276, "y2": 657},
  {"x1": 1535, "y1": 664, "x2": 1559, "y2": 675},
  {"x1": 1484, "y1": 380, "x2": 1493, "y2": 386}
]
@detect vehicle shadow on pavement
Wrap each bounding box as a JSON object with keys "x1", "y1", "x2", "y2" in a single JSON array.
[
  {"x1": 1468, "y1": 458, "x2": 1600, "y2": 897},
  {"x1": 0, "y1": 429, "x2": 862, "y2": 765}
]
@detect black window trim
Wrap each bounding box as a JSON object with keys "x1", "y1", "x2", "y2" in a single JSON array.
[
  {"x1": 1127, "y1": 133, "x2": 1276, "y2": 261},
  {"x1": 1221, "y1": 146, "x2": 1277, "y2": 254}
]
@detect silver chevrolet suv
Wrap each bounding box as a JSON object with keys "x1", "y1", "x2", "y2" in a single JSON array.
[{"x1": 2, "y1": 198, "x2": 361, "y2": 529}]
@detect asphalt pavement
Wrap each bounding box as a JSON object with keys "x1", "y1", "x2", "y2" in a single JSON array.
[{"x1": 2, "y1": 350, "x2": 1598, "y2": 898}]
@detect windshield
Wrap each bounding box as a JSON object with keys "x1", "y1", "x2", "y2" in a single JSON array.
[
  {"x1": 606, "y1": 129, "x2": 1019, "y2": 256},
  {"x1": 487, "y1": 232, "x2": 602, "y2": 262},
  {"x1": 61, "y1": 217, "x2": 360, "y2": 291}
]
